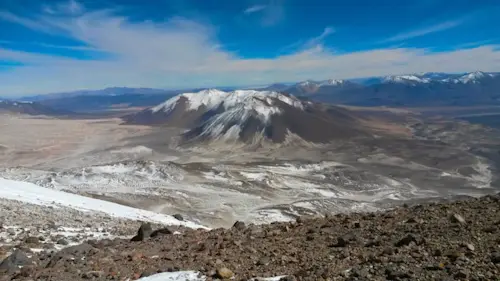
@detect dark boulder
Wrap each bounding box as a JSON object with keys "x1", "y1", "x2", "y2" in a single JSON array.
[
  {"x1": 0, "y1": 250, "x2": 31, "y2": 273},
  {"x1": 131, "y1": 223, "x2": 153, "y2": 242}
]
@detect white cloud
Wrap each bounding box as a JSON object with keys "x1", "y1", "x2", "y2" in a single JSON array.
[
  {"x1": 381, "y1": 19, "x2": 464, "y2": 43},
  {"x1": 0, "y1": 2, "x2": 499, "y2": 97},
  {"x1": 244, "y1": 5, "x2": 267, "y2": 14}
]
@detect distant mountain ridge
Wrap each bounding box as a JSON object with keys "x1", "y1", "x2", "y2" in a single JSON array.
[
  {"x1": 11, "y1": 71, "x2": 500, "y2": 111},
  {"x1": 259, "y1": 71, "x2": 500, "y2": 107},
  {"x1": 0, "y1": 100, "x2": 73, "y2": 116}
]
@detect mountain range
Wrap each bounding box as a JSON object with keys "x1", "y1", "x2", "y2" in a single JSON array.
[
  {"x1": 3, "y1": 71, "x2": 500, "y2": 113},
  {"x1": 0, "y1": 100, "x2": 73, "y2": 116},
  {"x1": 267, "y1": 71, "x2": 500, "y2": 106}
]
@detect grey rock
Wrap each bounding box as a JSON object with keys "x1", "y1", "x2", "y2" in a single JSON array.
[
  {"x1": 25, "y1": 236, "x2": 39, "y2": 244},
  {"x1": 81, "y1": 270, "x2": 104, "y2": 279},
  {"x1": 150, "y1": 227, "x2": 173, "y2": 238},
  {"x1": 491, "y1": 252, "x2": 500, "y2": 264},
  {"x1": 131, "y1": 223, "x2": 153, "y2": 241},
  {"x1": 0, "y1": 250, "x2": 31, "y2": 273},
  {"x1": 232, "y1": 221, "x2": 246, "y2": 230},
  {"x1": 173, "y1": 214, "x2": 184, "y2": 221},
  {"x1": 395, "y1": 234, "x2": 417, "y2": 247},
  {"x1": 57, "y1": 239, "x2": 69, "y2": 245},
  {"x1": 450, "y1": 213, "x2": 466, "y2": 224}
]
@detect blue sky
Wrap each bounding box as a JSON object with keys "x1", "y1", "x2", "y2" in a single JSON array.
[{"x1": 0, "y1": 0, "x2": 499, "y2": 96}]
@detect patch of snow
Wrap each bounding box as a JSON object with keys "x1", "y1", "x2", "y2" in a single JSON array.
[
  {"x1": 0, "y1": 177, "x2": 207, "y2": 229},
  {"x1": 110, "y1": 146, "x2": 154, "y2": 155},
  {"x1": 297, "y1": 80, "x2": 318, "y2": 87},
  {"x1": 383, "y1": 75, "x2": 430, "y2": 84},
  {"x1": 320, "y1": 79, "x2": 345, "y2": 86},
  {"x1": 136, "y1": 271, "x2": 205, "y2": 281}
]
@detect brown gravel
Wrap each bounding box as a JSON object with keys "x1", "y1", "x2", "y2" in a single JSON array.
[{"x1": 2, "y1": 193, "x2": 500, "y2": 281}]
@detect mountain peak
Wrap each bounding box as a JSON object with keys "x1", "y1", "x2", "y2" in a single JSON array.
[
  {"x1": 123, "y1": 89, "x2": 370, "y2": 144},
  {"x1": 458, "y1": 71, "x2": 492, "y2": 83}
]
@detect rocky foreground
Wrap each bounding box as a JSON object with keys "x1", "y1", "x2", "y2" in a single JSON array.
[{"x1": 2, "y1": 194, "x2": 500, "y2": 281}]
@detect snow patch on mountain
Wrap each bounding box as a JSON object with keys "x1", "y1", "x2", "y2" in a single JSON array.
[
  {"x1": 383, "y1": 75, "x2": 431, "y2": 84},
  {"x1": 320, "y1": 79, "x2": 346, "y2": 86},
  {"x1": 0, "y1": 177, "x2": 206, "y2": 228},
  {"x1": 458, "y1": 71, "x2": 493, "y2": 84}
]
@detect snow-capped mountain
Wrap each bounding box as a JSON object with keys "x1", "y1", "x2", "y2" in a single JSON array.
[
  {"x1": 455, "y1": 71, "x2": 495, "y2": 84},
  {"x1": 123, "y1": 89, "x2": 369, "y2": 144}
]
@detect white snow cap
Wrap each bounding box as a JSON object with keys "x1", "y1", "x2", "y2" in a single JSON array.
[
  {"x1": 321, "y1": 79, "x2": 346, "y2": 86},
  {"x1": 458, "y1": 71, "x2": 492, "y2": 83},
  {"x1": 151, "y1": 89, "x2": 304, "y2": 122},
  {"x1": 383, "y1": 75, "x2": 430, "y2": 84},
  {"x1": 297, "y1": 80, "x2": 318, "y2": 87}
]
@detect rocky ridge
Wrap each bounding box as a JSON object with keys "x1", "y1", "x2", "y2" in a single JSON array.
[{"x1": 1, "y1": 193, "x2": 500, "y2": 280}]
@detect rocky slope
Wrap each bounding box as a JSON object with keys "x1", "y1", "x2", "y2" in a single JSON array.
[{"x1": 2, "y1": 193, "x2": 499, "y2": 281}]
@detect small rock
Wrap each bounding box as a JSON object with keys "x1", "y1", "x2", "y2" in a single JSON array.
[
  {"x1": 454, "y1": 270, "x2": 468, "y2": 279},
  {"x1": 450, "y1": 214, "x2": 466, "y2": 224},
  {"x1": 130, "y1": 223, "x2": 153, "y2": 242},
  {"x1": 395, "y1": 234, "x2": 417, "y2": 247},
  {"x1": 25, "y1": 236, "x2": 39, "y2": 244},
  {"x1": 256, "y1": 256, "x2": 271, "y2": 266},
  {"x1": 81, "y1": 271, "x2": 104, "y2": 279},
  {"x1": 465, "y1": 243, "x2": 475, "y2": 251},
  {"x1": 232, "y1": 221, "x2": 246, "y2": 230},
  {"x1": 215, "y1": 267, "x2": 234, "y2": 279},
  {"x1": 57, "y1": 239, "x2": 69, "y2": 246},
  {"x1": 333, "y1": 237, "x2": 349, "y2": 247},
  {"x1": 150, "y1": 227, "x2": 173, "y2": 238},
  {"x1": 491, "y1": 252, "x2": 500, "y2": 264},
  {"x1": 173, "y1": 214, "x2": 184, "y2": 221},
  {"x1": 0, "y1": 249, "x2": 31, "y2": 273}
]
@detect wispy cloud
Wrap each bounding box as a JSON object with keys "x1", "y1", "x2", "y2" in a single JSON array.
[
  {"x1": 244, "y1": 5, "x2": 267, "y2": 14},
  {"x1": 307, "y1": 27, "x2": 335, "y2": 47},
  {"x1": 243, "y1": 0, "x2": 285, "y2": 26},
  {"x1": 381, "y1": 19, "x2": 465, "y2": 43},
  {"x1": 0, "y1": 1, "x2": 499, "y2": 96},
  {"x1": 279, "y1": 26, "x2": 335, "y2": 54}
]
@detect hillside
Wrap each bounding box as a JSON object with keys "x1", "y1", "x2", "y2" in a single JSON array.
[{"x1": 1, "y1": 193, "x2": 499, "y2": 280}]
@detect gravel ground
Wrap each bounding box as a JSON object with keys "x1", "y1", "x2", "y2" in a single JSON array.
[{"x1": 2, "y1": 193, "x2": 500, "y2": 281}]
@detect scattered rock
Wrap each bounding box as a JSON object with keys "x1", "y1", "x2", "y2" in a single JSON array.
[
  {"x1": 57, "y1": 238, "x2": 69, "y2": 246},
  {"x1": 232, "y1": 221, "x2": 246, "y2": 231},
  {"x1": 450, "y1": 213, "x2": 466, "y2": 224},
  {"x1": 215, "y1": 267, "x2": 234, "y2": 279},
  {"x1": 173, "y1": 214, "x2": 184, "y2": 221},
  {"x1": 81, "y1": 271, "x2": 104, "y2": 279},
  {"x1": 25, "y1": 236, "x2": 39, "y2": 244},
  {"x1": 150, "y1": 227, "x2": 173, "y2": 238},
  {"x1": 256, "y1": 256, "x2": 271, "y2": 266},
  {"x1": 0, "y1": 249, "x2": 31, "y2": 273},
  {"x1": 130, "y1": 223, "x2": 153, "y2": 242},
  {"x1": 491, "y1": 252, "x2": 500, "y2": 264},
  {"x1": 395, "y1": 234, "x2": 417, "y2": 247}
]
